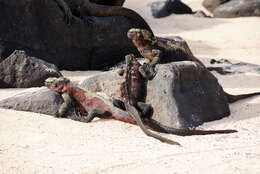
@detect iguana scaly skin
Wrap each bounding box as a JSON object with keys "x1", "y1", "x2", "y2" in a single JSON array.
[
  {"x1": 127, "y1": 28, "x2": 204, "y2": 78},
  {"x1": 113, "y1": 54, "x2": 181, "y2": 145},
  {"x1": 45, "y1": 77, "x2": 179, "y2": 144},
  {"x1": 127, "y1": 28, "x2": 260, "y2": 102},
  {"x1": 113, "y1": 54, "x2": 237, "y2": 145},
  {"x1": 54, "y1": 0, "x2": 152, "y2": 33},
  {"x1": 45, "y1": 77, "x2": 136, "y2": 124}
]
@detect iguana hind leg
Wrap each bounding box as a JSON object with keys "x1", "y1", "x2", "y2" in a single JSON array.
[
  {"x1": 136, "y1": 102, "x2": 152, "y2": 117},
  {"x1": 56, "y1": 92, "x2": 72, "y2": 117},
  {"x1": 81, "y1": 109, "x2": 111, "y2": 122},
  {"x1": 113, "y1": 99, "x2": 126, "y2": 111}
]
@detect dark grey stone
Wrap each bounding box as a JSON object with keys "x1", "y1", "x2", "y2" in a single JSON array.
[
  {"x1": 0, "y1": 86, "x2": 130, "y2": 122},
  {"x1": 80, "y1": 61, "x2": 230, "y2": 128},
  {"x1": 0, "y1": 50, "x2": 62, "y2": 88},
  {"x1": 0, "y1": 88, "x2": 64, "y2": 116},
  {"x1": 0, "y1": 0, "x2": 151, "y2": 70},
  {"x1": 208, "y1": 59, "x2": 260, "y2": 75},
  {"x1": 213, "y1": 0, "x2": 260, "y2": 18},
  {"x1": 202, "y1": 0, "x2": 229, "y2": 13},
  {"x1": 203, "y1": 0, "x2": 260, "y2": 18},
  {"x1": 150, "y1": 0, "x2": 193, "y2": 18}
]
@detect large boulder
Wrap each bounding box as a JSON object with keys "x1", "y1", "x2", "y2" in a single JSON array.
[
  {"x1": 80, "y1": 61, "x2": 230, "y2": 128},
  {"x1": 0, "y1": 61, "x2": 231, "y2": 128},
  {"x1": 203, "y1": 0, "x2": 260, "y2": 18},
  {"x1": 0, "y1": 50, "x2": 61, "y2": 88},
  {"x1": 150, "y1": 0, "x2": 193, "y2": 18},
  {"x1": 213, "y1": 0, "x2": 260, "y2": 18},
  {"x1": 0, "y1": 0, "x2": 150, "y2": 70}
]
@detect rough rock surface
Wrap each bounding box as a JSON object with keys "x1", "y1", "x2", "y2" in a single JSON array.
[
  {"x1": 0, "y1": 0, "x2": 150, "y2": 70},
  {"x1": 0, "y1": 50, "x2": 61, "y2": 88},
  {"x1": 0, "y1": 88, "x2": 65, "y2": 116},
  {"x1": 80, "y1": 61, "x2": 230, "y2": 128},
  {"x1": 203, "y1": 0, "x2": 260, "y2": 18},
  {"x1": 214, "y1": 0, "x2": 260, "y2": 18},
  {"x1": 207, "y1": 59, "x2": 260, "y2": 75},
  {"x1": 202, "y1": 0, "x2": 227, "y2": 13},
  {"x1": 0, "y1": 86, "x2": 130, "y2": 122},
  {"x1": 149, "y1": 0, "x2": 193, "y2": 18}
]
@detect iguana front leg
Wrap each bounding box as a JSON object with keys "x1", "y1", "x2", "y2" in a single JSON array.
[
  {"x1": 55, "y1": 0, "x2": 73, "y2": 24},
  {"x1": 139, "y1": 49, "x2": 161, "y2": 80},
  {"x1": 56, "y1": 92, "x2": 72, "y2": 117}
]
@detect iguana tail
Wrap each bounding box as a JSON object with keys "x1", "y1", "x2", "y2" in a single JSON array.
[
  {"x1": 143, "y1": 118, "x2": 237, "y2": 136},
  {"x1": 225, "y1": 91, "x2": 260, "y2": 103},
  {"x1": 126, "y1": 102, "x2": 181, "y2": 146},
  {"x1": 81, "y1": 0, "x2": 153, "y2": 34}
]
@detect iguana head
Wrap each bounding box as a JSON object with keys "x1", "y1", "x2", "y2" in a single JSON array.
[
  {"x1": 127, "y1": 28, "x2": 152, "y2": 41},
  {"x1": 45, "y1": 77, "x2": 70, "y2": 93}
]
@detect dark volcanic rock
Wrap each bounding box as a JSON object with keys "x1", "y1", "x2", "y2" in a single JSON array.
[
  {"x1": 0, "y1": 86, "x2": 130, "y2": 122},
  {"x1": 94, "y1": 0, "x2": 125, "y2": 6},
  {"x1": 0, "y1": 88, "x2": 65, "y2": 116},
  {"x1": 208, "y1": 59, "x2": 260, "y2": 75},
  {"x1": 0, "y1": 0, "x2": 151, "y2": 70},
  {"x1": 203, "y1": 0, "x2": 260, "y2": 18},
  {"x1": 202, "y1": 0, "x2": 228, "y2": 13},
  {"x1": 150, "y1": 0, "x2": 193, "y2": 18},
  {"x1": 213, "y1": 0, "x2": 260, "y2": 18},
  {"x1": 80, "y1": 61, "x2": 230, "y2": 129},
  {"x1": 0, "y1": 50, "x2": 61, "y2": 88}
]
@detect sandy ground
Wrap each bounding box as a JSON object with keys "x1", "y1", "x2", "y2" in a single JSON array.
[{"x1": 1, "y1": 0, "x2": 260, "y2": 173}]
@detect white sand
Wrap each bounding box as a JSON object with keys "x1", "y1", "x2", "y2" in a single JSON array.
[{"x1": 0, "y1": 0, "x2": 260, "y2": 173}]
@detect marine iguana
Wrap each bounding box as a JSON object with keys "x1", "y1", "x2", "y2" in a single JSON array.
[
  {"x1": 127, "y1": 28, "x2": 260, "y2": 102},
  {"x1": 127, "y1": 28, "x2": 204, "y2": 78},
  {"x1": 112, "y1": 54, "x2": 237, "y2": 144},
  {"x1": 45, "y1": 77, "x2": 136, "y2": 123},
  {"x1": 54, "y1": 0, "x2": 152, "y2": 33},
  {"x1": 45, "y1": 76, "x2": 180, "y2": 145},
  {"x1": 45, "y1": 73, "x2": 236, "y2": 145}
]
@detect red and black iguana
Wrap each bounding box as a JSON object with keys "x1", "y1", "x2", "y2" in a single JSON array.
[
  {"x1": 127, "y1": 28, "x2": 260, "y2": 102},
  {"x1": 112, "y1": 54, "x2": 236, "y2": 145}
]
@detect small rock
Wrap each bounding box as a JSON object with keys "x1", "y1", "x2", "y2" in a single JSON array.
[
  {"x1": 0, "y1": 88, "x2": 64, "y2": 116},
  {"x1": 150, "y1": 0, "x2": 193, "y2": 18}
]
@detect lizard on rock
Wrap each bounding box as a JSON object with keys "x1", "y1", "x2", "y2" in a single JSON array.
[
  {"x1": 112, "y1": 54, "x2": 237, "y2": 145},
  {"x1": 127, "y1": 28, "x2": 205, "y2": 78},
  {"x1": 127, "y1": 28, "x2": 260, "y2": 102}
]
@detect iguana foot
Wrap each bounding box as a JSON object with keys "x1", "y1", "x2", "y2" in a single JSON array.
[
  {"x1": 117, "y1": 68, "x2": 125, "y2": 76},
  {"x1": 137, "y1": 102, "x2": 153, "y2": 118},
  {"x1": 55, "y1": 111, "x2": 62, "y2": 118},
  {"x1": 113, "y1": 99, "x2": 126, "y2": 110},
  {"x1": 139, "y1": 63, "x2": 157, "y2": 80}
]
